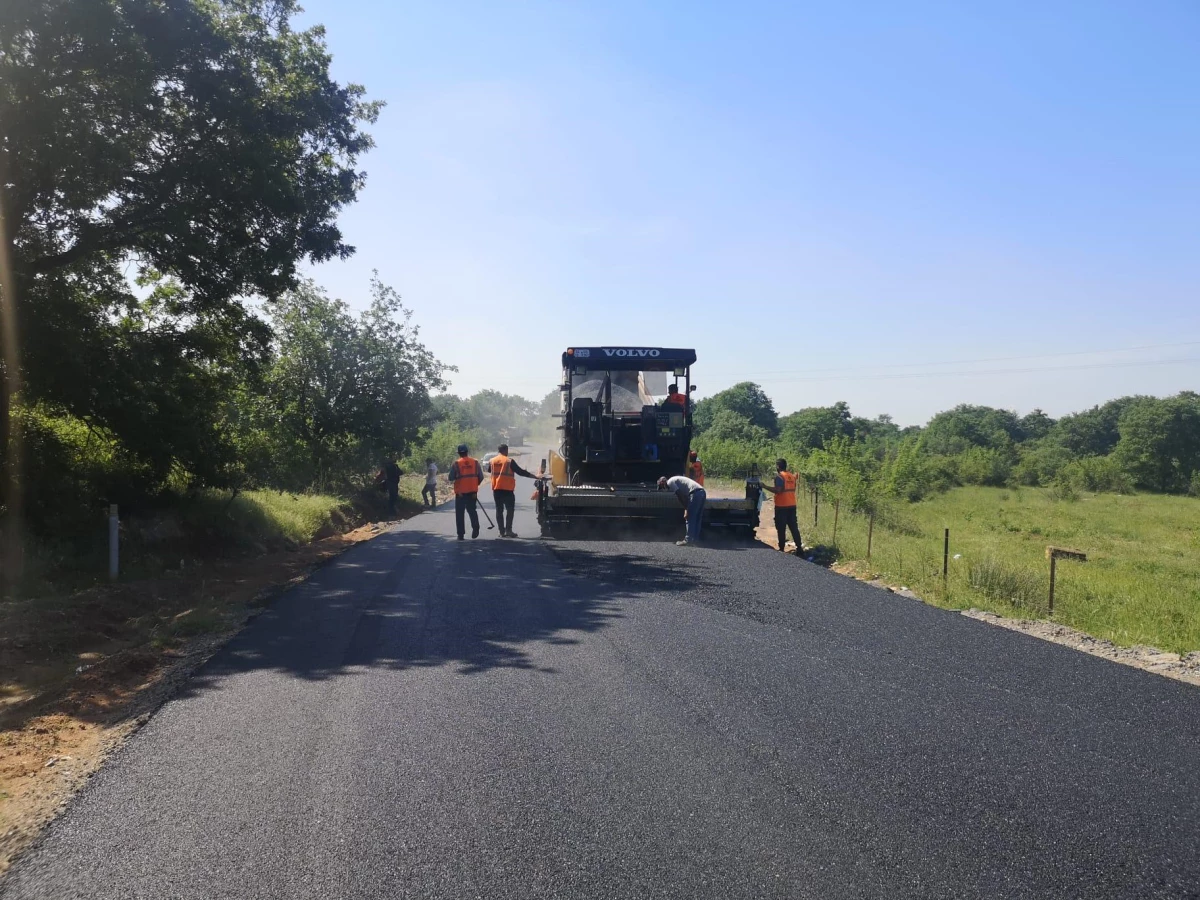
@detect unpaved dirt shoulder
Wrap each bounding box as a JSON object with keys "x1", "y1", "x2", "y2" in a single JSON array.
[
  {"x1": 0, "y1": 519, "x2": 398, "y2": 875},
  {"x1": 751, "y1": 497, "x2": 1200, "y2": 689}
]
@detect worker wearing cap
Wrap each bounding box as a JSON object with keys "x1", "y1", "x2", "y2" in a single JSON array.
[
  {"x1": 449, "y1": 444, "x2": 484, "y2": 540},
  {"x1": 487, "y1": 443, "x2": 539, "y2": 538},
  {"x1": 657, "y1": 474, "x2": 706, "y2": 546},
  {"x1": 686, "y1": 450, "x2": 705, "y2": 486},
  {"x1": 759, "y1": 458, "x2": 802, "y2": 553}
]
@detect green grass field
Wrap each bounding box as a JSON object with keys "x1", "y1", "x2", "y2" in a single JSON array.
[{"x1": 788, "y1": 485, "x2": 1200, "y2": 654}]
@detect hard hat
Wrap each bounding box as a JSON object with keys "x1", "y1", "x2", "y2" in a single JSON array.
[{"x1": 457, "y1": 443, "x2": 469, "y2": 454}]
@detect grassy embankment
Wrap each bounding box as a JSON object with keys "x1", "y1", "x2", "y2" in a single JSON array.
[
  {"x1": 1, "y1": 480, "x2": 437, "y2": 712},
  {"x1": 778, "y1": 484, "x2": 1200, "y2": 654}
]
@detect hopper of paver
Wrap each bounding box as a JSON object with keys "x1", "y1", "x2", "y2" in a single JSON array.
[{"x1": 534, "y1": 347, "x2": 761, "y2": 537}]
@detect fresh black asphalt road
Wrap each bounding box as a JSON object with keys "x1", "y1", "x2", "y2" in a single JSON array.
[{"x1": 4, "y1": 491, "x2": 1200, "y2": 899}]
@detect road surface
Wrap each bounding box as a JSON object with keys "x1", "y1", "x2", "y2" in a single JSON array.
[{"x1": 4, "y1": 490, "x2": 1200, "y2": 898}]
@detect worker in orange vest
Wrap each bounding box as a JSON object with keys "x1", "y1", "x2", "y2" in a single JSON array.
[
  {"x1": 664, "y1": 383, "x2": 687, "y2": 406},
  {"x1": 487, "y1": 443, "x2": 540, "y2": 538},
  {"x1": 448, "y1": 444, "x2": 484, "y2": 540},
  {"x1": 759, "y1": 457, "x2": 802, "y2": 553},
  {"x1": 686, "y1": 450, "x2": 705, "y2": 486}
]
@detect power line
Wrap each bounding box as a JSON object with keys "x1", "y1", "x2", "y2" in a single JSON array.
[
  {"x1": 455, "y1": 340, "x2": 1200, "y2": 392},
  {"x1": 765, "y1": 356, "x2": 1200, "y2": 384},
  {"x1": 701, "y1": 340, "x2": 1200, "y2": 379}
]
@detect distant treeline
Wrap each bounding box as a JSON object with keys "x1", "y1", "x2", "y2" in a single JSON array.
[{"x1": 689, "y1": 382, "x2": 1200, "y2": 507}]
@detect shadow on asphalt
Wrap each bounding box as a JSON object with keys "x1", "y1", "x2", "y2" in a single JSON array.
[
  {"x1": 170, "y1": 527, "x2": 716, "y2": 693},
  {"x1": 543, "y1": 520, "x2": 762, "y2": 547},
  {"x1": 546, "y1": 545, "x2": 732, "y2": 593}
]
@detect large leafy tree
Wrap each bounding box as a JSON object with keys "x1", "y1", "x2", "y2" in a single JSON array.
[
  {"x1": 1018, "y1": 408, "x2": 1056, "y2": 442},
  {"x1": 1, "y1": 0, "x2": 380, "y2": 489},
  {"x1": 247, "y1": 277, "x2": 449, "y2": 490},
  {"x1": 538, "y1": 388, "x2": 561, "y2": 419},
  {"x1": 1113, "y1": 393, "x2": 1200, "y2": 492},
  {"x1": 922, "y1": 405, "x2": 1023, "y2": 456},
  {"x1": 693, "y1": 382, "x2": 778, "y2": 436},
  {"x1": 1050, "y1": 396, "x2": 1144, "y2": 457},
  {"x1": 462, "y1": 390, "x2": 537, "y2": 447},
  {"x1": 780, "y1": 402, "x2": 852, "y2": 451},
  {"x1": 703, "y1": 407, "x2": 771, "y2": 445}
]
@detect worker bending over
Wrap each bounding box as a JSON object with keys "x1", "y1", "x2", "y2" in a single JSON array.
[
  {"x1": 487, "y1": 444, "x2": 539, "y2": 538},
  {"x1": 449, "y1": 444, "x2": 484, "y2": 540},
  {"x1": 374, "y1": 457, "x2": 402, "y2": 518},
  {"x1": 760, "y1": 458, "x2": 802, "y2": 553},
  {"x1": 686, "y1": 450, "x2": 705, "y2": 486},
  {"x1": 658, "y1": 474, "x2": 706, "y2": 546}
]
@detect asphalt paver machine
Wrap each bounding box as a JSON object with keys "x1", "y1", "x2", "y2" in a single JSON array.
[{"x1": 535, "y1": 346, "x2": 762, "y2": 537}]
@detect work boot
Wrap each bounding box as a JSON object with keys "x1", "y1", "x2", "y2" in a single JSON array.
[
  {"x1": 457, "y1": 535, "x2": 464, "y2": 541},
  {"x1": 507, "y1": 531, "x2": 518, "y2": 538},
  {"x1": 472, "y1": 530, "x2": 480, "y2": 539},
  {"x1": 676, "y1": 539, "x2": 691, "y2": 547}
]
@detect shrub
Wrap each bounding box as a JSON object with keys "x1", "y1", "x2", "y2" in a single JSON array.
[
  {"x1": 968, "y1": 556, "x2": 1044, "y2": 611},
  {"x1": 691, "y1": 436, "x2": 776, "y2": 478},
  {"x1": 882, "y1": 436, "x2": 932, "y2": 501},
  {"x1": 954, "y1": 447, "x2": 1013, "y2": 487},
  {"x1": 1047, "y1": 477, "x2": 1079, "y2": 502},
  {"x1": 1058, "y1": 455, "x2": 1135, "y2": 494},
  {"x1": 1013, "y1": 443, "x2": 1074, "y2": 486},
  {"x1": 18, "y1": 406, "x2": 163, "y2": 537}
]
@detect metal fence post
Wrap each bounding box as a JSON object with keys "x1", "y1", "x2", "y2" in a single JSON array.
[
  {"x1": 867, "y1": 512, "x2": 874, "y2": 562},
  {"x1": 942, "y1": 528, "x2": 949, "y2": 593}
]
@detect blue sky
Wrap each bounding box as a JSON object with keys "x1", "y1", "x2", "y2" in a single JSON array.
[{"x1": 298, "y1": 0, "x2": 1199, "y2": 425}]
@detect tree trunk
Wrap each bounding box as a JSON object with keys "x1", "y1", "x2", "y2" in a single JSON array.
[{"x1": 0, "y1": 236, "x2": 25, "y2": 593}]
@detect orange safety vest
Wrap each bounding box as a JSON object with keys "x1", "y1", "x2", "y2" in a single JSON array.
[
  {"x1": 774, "y1": 470, "x2": 798, "y2": 508},
  {"x1": 666, "y1": 391, "x2": 686, "y2": 406},
  {"x1": 451, "y1": 457, "x2": 483, "y2": 495},
  {"x1": 687, "y1": 459, "x2": 705, "y2": 486},
  {"x1": 489, "y1": 454, "x2": 516, "y2": 492}
]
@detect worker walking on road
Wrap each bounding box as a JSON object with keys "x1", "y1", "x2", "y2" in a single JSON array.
[
  {"x1": 658, "y1": 474, "x2": 706, "y2": 546},
  {"x1": 449, "y1": 444, "x2": 484, "y2": 540},
  {"x1": 686, "y1": 450, "x2": 705, "y2": 486},
  {"x1": 487, "y1": 444, "x2": 539, "y2": 538},
  {"x1": 760, "y1": 458, "x2": 802, "y2": 553},
  {"x1": 422, "y1": 457, "x2": 438, "y2": 507}
]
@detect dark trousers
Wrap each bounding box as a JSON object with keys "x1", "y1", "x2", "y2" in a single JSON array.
[
  {"x1": 386, "y1": 486, "x2": 399, "y2": 516},
  {"x1": 455, "y1": 492, "x2": 480, "y2": 537},
  {"x1": 422, "y1": 484, "x2": 437, "y2": 506},
  {"x1": 494, "y1": 489, "x2": 515, "y2": 534},
  {"x1": 775, "y1": 506, "x2": 801, "y2": 551}
]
